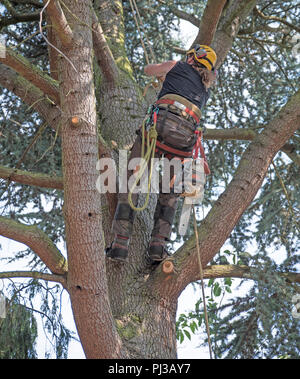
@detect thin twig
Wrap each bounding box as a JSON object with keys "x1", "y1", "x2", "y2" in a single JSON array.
[{"x1": 39, "y1": 0, "x2": 78, "y2": 73}]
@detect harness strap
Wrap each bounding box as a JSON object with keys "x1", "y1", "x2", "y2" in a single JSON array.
[
  {"x1": 159, "y1": 94, "x2": 202, "y2": 120},
  {"x1": 155, "y1": 98, "x2": 200, "y2": 124},
  {"x1": 144, "y1": 129, "x2": 210, "y2": 175}
]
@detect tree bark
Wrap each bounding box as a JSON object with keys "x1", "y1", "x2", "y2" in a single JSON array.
[{"x1": 55, "y1": 0, "x2": 125, "y2": 358}]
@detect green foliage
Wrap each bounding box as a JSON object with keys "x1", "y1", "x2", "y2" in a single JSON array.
[
  {"x1": 0, "y1": 294, "x2": 37, "y2": 358},
  {"x1": 176, "y1": 249, "x2": 300, "y2": 358},
  {"x1": 0, "y1": 279, "x2": 74, "y2": 359}
]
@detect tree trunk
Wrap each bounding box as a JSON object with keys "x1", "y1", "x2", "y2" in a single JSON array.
[
  {"x1": 57, "y1": 0, "x2": 125, "y2": 358},
  {"x1": 108, "y1": 269, "x2": 178, "y2": 358}
]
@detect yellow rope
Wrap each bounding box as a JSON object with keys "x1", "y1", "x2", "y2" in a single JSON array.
[{"x1": 128, "y1": 115, "x2": 158, "y2": 212}]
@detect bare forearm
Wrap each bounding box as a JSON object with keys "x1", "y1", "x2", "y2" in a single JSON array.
[{"x1": 144, "y1": 60, "x2": 177, "y2": 77}]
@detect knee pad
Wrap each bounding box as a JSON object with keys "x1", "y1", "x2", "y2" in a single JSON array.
[
  {"x1": 115, "y1": 203, "x2": 135, "y2": 223},
  {"x1": 154, "y1": 203, "x2": 176, "y2": 225}
]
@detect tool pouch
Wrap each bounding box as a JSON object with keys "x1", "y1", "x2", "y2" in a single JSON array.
[{"x1": 155, "y1": 110, "x2": 197, "y2": 151}]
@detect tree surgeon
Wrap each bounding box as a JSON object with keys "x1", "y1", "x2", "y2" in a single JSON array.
[{"x1": 106, "y1": 45, "x2": 217, "y2": 263}]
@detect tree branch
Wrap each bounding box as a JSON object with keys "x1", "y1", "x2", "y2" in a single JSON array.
[
  {"x1": 201, "y1": 264, "x2": 300, "y2": 285},
  {"x1": 0, "y1": 165, "x2": 63, "y2": 189},
  {"x1": 213, "y1": 0, "x2": 257, "y2": 68},
  {"x1": 0, "y1": 270, "x2": 67, "y2": 287},
  {"x1": 161, "y1": 88, "x2": 300, "y2": 298},
  {"x1": 46, "y1": 12, "x2": 60, "y2": 81},
  {"x1": 204, "y1": 129, "x2": 300, "y2": 166},
  {"x1": 0, "y1": 216, "x2": 68, "y2": 275},
  {"x1": 0, "y1": 9, "x2": 40, "y2": 28},
  {"x1": 0, "y1": 48, "x2": 60, "y2": 104},
  {"x1": 254, "y1": 6, "x2": 300, "y2": 34},
  {"x1": 194, "y1": 0, "x2": 228, "y2": 46},
  {"x1": 44, "y1": 0, "x2": 74, "y2": 46},
  {"x1": 91, "y1": 9, "x2": 119, "y2": 86},
  {"x1": 0, "y1": 64, "x2": 61, "y2": 129},
  {"x1": 9, "y1": 0, "x2": 42, "y2": 7},
  {"x1": 156, "y1": 0, "x2": 199, "y2": 27}
]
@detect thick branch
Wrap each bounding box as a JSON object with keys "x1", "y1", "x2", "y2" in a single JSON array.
[
  {"x1": 9, "y1": 0, "x2": 42, "y2": 6},
  {"x1": 195, "y1": 0, "x2": 228, "y2": 46},
  {"x1": 213, "y1": 0, "x2": 257, "y2": 68},
  {"x1": 0, "y1": 64, "x2": 61, "y2": 129},
  {"x1": 160, "y1": 89, "x2": 300, "y2": 298},
  {"x1": 0, "y1": 270, "x2": 67, "y2": 287},
  {"x1": 91, "y1": 9, "x2": 119, "y2": 86},
  {"x1": 0, "y1": 9, "x2": 40, "y2": 28},
  {"x1": 46, "y1": 12, "x2": 60, "y2": 81},
  {"x1": 44, "y1": 0, "x2": 74, "y2": 46},
  {"x1": 0, "y1": 165, "x2": 63, "y2": 189},
  {"x1": 201, "y1": 264, "x2": 300, "y2": 285},
  {"x1": 0, "y1": 48, "x2": 60, "y2": 104},
  {"x1": 0, "y1": 216, "x2": 68, "y2": 275},
  {"x1": 205, "y1": 128, "x2": 256, "y2": 141},
  {"x1": 204, "y1": 129, "x2": 300, "y2": 166}
]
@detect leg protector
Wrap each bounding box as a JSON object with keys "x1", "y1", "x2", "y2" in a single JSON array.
[
  {"x1": 106, "y1": 234, "x2": 129, "y2": 263},
  {"x1": 148, "y1": 235, "x2": 170, "y2": 263},
  {"x1": 152, "y1": 201, "x2": 176, "y2": 239},
  {"x1": 112, "y1": 202, "x2": 135, "y2": 238},
  {"x1": 115, "y1": 203, "x2": 135, "y2": 223}
]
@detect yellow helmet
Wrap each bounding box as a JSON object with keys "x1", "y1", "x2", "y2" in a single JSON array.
[{"x1": 186, "y1": 44, "x2": 217, "y2": 71}]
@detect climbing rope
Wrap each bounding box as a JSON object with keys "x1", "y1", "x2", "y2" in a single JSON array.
[
  {"x1": 192, "y1": 204, "x2": 213, "y2": 359},
  {"x1": 128, "y1": 0, "x2": 156, "y2": 65},
  {"x1": 128, "y1": 108, "x2": 159, "y2": 212},
  {"x1": 128, "y1": 0, "x2": 162, "y2": 96}
]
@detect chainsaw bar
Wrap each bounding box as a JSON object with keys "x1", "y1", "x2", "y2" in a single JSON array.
[
  {"x1": 178, "y1": 202, "x2": 192, "y2": 236},
  {"x1": 178, "y1": 158, "x2": 206, "y2": 236}
]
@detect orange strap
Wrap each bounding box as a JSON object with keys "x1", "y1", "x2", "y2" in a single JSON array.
[{"x1": 143, "y1": 130, "x2": 210, "y2": 175}]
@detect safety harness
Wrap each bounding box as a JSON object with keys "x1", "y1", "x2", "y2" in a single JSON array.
[
  {"x1": 149, "y1": 94, "x2": 210, "y2": 175},
  {"x1": 128, "y1": 95, "x2": 210, "y2": 212}
]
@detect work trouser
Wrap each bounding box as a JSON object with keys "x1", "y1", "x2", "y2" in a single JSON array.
[{"x1": 112, "y1": 109, "x2": 197, "y2": 241}]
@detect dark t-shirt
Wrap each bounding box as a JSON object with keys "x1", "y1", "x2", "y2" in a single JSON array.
[{"x1": 157, "y1": 61, "x2": 210, "y2": 109}]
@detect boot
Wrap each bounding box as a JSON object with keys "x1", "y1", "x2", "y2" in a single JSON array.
[
  {"x1": 148, "y1": 235, "x2": 170, "y2": 263},
  {"x1": 148, "y1": 197, "x2": 177, "y2": 263},
  {"x1": 106, "y1": 234, "x2": 129, "y2": 263}
]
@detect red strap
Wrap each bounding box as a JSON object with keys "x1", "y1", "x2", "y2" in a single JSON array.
[
  {"x1": 193, "y1": 131, "x2": 210, "y2": 175},
  {"x1": 156, "y1": 99, "x2": 200, "y2": 124},
  {"x1": 155, "y1": 139, "x2": 193, "y2": 158},
  {"x1": 153, "y1": 109, "x2": 158, "y2": 124}
]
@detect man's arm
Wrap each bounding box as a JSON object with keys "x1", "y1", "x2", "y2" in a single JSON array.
[{"x1": 144, "y1": 60, "x2": 177, "y2": 80}]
